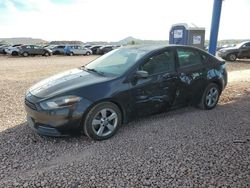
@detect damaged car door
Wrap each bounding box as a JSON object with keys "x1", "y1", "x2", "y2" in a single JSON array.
[{"x1": 131, "y1": 49, "x2": 178, "y2": 116}]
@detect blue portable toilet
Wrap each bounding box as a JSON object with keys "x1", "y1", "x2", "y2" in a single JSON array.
[{"x1": 169, "y1": 23, "x2": 205, "y2": 49}]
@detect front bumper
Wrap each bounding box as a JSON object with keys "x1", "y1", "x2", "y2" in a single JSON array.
[
  {"x1": 27, "y1": 116, "x2": 63, "y2": 136},
  {"x1": 217, "y1": 51, "x2": 228, "y2": 59},
  {"x1": 25, "y1": 94, "x2": 93, "y2": 136},
  {"x1": 5, "y1": 50, "x2": 13, "y2": 55}
]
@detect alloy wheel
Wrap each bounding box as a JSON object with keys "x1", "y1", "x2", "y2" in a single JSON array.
[
  {"x1": 91, "y1": 108, "x2": 118, "y2": 137},
  {"x1": 229, "y1": 54, "x2": 236, "y2": 61},
  {"x1": 206, "y1": 87, "x2": 219, "y2": 108}
]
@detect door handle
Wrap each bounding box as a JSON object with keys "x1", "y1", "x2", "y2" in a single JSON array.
[
  {"x1": 162, "y1": 73, "x2": 172, "y2": 79},
  {"x1": 162, "y1": 73, "x2": 177, "y2": 80},
  {"x1": 136, "y1": 96, "x2": 148, "y2": 100}
]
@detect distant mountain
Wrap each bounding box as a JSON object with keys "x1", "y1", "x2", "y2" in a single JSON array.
[
  {"x1": 117, "y1": 36, "x2": 168, "y2": 45},
  {"x1": 118, "y1": 36, "x2": 138, "y2": 45},
  {"x1": 205, "y1": 39, "x2": 249, "y2": 46},
  {"x1": 0, "y1": 37, "x2": 48, "y2": 45},
  {"x1": 217, "y1": 39, "x2": 250, "y2": 46},
  {"x1": 49, "y1": 41, "x2": 84, "y2": 45}
]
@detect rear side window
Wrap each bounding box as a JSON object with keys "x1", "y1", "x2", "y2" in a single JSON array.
[
  {"x1": 139, "y1": 50, "x2": 175, "y2": 75},
  {"x1": 201, "y1": 53, "x2": 209, "y2": 63},
  {"x1": 177, "y1": 48, "x2": 202, "y2": 68}
]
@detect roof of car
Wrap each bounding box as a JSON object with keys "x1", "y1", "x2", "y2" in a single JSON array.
[
  {"x1": 121, "y1": 44, "x2": 205, "y2": 53},
  {"x1": 122, "y1": 45, "x2": 166, "y2": 51}
]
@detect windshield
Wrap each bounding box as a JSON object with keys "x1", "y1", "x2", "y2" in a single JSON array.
[
  {"x1": 236, "y1": 42, "x2": 247, "y2": 48},
  {"x1": 85, "y1": 48, "x2": 147, "y2": 76}
]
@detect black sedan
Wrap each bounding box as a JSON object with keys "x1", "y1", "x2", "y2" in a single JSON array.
[
  {"x1": 90, "y1": 45, "x2": 103, "y2": 55},
  {"x1": 25, "y1": 45, "x2": 227, "y2": 140},
  {"x1": 96, "y1": 45, "x2": 114, "y2": 55},
  {"x1": 218, "y1": 41, "x2": 250, "y2": 61}
]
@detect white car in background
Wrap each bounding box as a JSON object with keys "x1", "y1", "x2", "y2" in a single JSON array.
[
  {"x1": 5, "y1": 44, "x2": 22, "y2": 56},
  {"x1": 65, "y1": 45, "x2": 92, "y2": 56}
]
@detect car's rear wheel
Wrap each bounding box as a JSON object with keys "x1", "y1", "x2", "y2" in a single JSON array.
[
  {"x1": 86, "y1": 52, "x2": 91, "y2": 56},
  {"x1": 199, "y1": 83, "x2": 220, "y2": 110},
  {"x1": 23, "y1": 52, "x2": 29, "y2": 57},
  {"x1": 227, "y1": 53, "x2": 237, "y2": 62},
  {"x1": 83, "y1": 102, "x2": 122, "y2": 140},
  {"x1": 69, "y1": 52, "x2": 74, "y2": 56},
  {"x1": 44, "y1": 52, "x2": 50, "y2": 56},
  {"x1": 54, "y1": 51, "x2": 59, "y2": 55}
]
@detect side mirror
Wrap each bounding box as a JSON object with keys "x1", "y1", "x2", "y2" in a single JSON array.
[{"x1": 135, "y1": 70, "x2": 149, "y2": 79}]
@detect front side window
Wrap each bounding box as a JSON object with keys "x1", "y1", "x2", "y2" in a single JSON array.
[
  {"x1": 139, "y1": 50, "x2": 175, "y2": 75},
  {"x1": 177, "y1": 48, "x2": 202, "y2": 68}
]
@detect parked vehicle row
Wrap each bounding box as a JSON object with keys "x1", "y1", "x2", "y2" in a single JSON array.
[
  {"x1": 4, "y1": 44, "x2": 22, "y2": 56},
  {"x1": 49, "y1": 45, "x2": 119, "y2": 56},
  {"x1": 0, "y1": 43, "x2": 120, "y2": 57}
]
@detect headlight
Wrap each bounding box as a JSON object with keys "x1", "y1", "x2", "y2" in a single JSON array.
[{"x1": 40, "y1": 95, "x2": 81, "y2": 110}]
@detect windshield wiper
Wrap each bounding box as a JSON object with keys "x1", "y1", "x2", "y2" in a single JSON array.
[
  {"x1": 85, "y1": 68, "x2": 105, "y2": 76},
  {"x1": 79, "y1": 65, "x2": 86, "y2": 70}
]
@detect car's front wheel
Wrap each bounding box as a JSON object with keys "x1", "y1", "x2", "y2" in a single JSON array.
[
  {"x1": 86, "y1": 52, "x2": 91, "y2": 56},
  {"x1": 227, "y1": 53, "x2": 237, "y2": 62},
  {"x1": 199, "y1": 83, "x2": 220, "y2": 110},
  {"x1": 83, "y1": 102, "x2": 122, "y2": 140}
]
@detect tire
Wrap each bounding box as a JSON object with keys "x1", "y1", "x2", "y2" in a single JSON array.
[
  {"x1": 12, "y1": 51, "x2": 18, "y2": 56},
  {"x1": 69, "y1": 52, "x2": 74, "y2": 56},
  {"x1": 198, "y1": 83, "x2": 220, "y2": 110},
  {"x1": 227, "y1": 53, "x2": 237, "y2": 62},
  {"x1": 23, "y1": 52, "x2": 29, "y2": 57},
  {"x1": 86, "y1": 52, "x2": 91, "y2": 56},
  {"x1": 44, "y1": 52, "x2": 50, "y2": 57},
  {"x1": 54, "y1": 51, "x2": 59, "y2": 55},
  {"x1": 83, "y1": 102, "x2": 122, "y2": 140}
]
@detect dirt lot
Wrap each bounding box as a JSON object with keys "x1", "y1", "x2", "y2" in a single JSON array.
[{"x1": 0, "y1": 55, "x2": 249, "y2": 187}]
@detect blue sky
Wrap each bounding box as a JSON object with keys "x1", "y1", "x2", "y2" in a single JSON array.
[{"x1": 0, "y1": 0, "x2": 249, "y2": 42}]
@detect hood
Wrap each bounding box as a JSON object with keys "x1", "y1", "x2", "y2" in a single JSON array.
[
  {"x1": 220, "y1": 46, "x2": 239, "y2": 51},
  {"x1": 29, "y1": 68, "x2": 109, "y2": 98}
]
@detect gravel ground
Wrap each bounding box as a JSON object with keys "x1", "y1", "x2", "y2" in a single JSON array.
[{"x1": 0, "y1": 55, "x2": 249, "y2": 187}]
